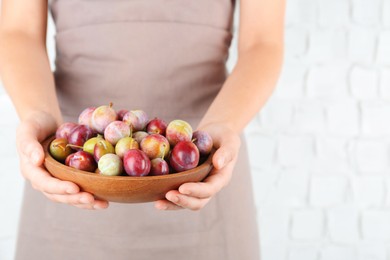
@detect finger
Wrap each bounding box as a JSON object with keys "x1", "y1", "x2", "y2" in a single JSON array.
[
  {"x1": 178, "y1": 164, "x2": 234, "y2": 199},
  {"x1": 17, "y1": 115, "x2": 57, "y2": 165},
  {"x1": 17, "y1": 113, "x2": 57, "y2": 143},
  {"x1": 165, "y1": 190, "x2": 209, "y2": 211},
  {"x1": 91, "y1": 199, "x2": 110, "y2": 209},
  {"x1": 73, "y1": 204, "x2": 97, "y2": 210},
  {"x1": 74, "y1": 200, "x2": 109, "y2": 210},
  {"x1": 212, "y1": 136, "x2": 240, "y2": 170},
  {"x1": 18, "y1": 130, "x2": 45, "y2": 166},
  {"x1": 22, "y1": 161, "x2": 79, "y2": 194},
  {"x1": 43, "y1": 192, "x2": 109, "y2": 210},
  {"x1": 178, "y1": 182, "x2": 213, "y2": 198},
  {"x1": 154, "y1": 199, "x2": 183, "y2": 210},
  {"x1": 42, "y1": 191, "x2": 95, "y2": 205}
]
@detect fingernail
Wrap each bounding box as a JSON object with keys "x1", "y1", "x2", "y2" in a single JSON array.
[
  {"x1": 66, "y1": 188, "x2": 77, "y2": 194},
  {"x1": 31, "y1": 152, "x2": 40, "y2": 164},
  {"x1": 93, "y1": 204, "x2": 103, "y2": 210},
  {"x1": 80, "y1": 197, "x2": 90, "y2": 204},
  {"x1": 180, "y1": 189, "x2": 191, "y2": 195},
  {"x1": 170, "y1": 196, "x2": 179, "y2": 203},
  {"x1": 218, "y1": 158, "x2": 225, "y2": 168}
]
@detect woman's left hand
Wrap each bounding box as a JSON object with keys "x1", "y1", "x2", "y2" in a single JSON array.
[{"x1": 154, "y1": 124, "x2": 241, "y2": 211}]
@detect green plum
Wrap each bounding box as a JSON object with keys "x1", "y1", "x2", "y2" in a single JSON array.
[
  {"x1": 50, "y1": 138, "x2": 73, "y2": 162},
  {"x1": 115, "y1": 137, "x2": 139, "y2": 159},
  {"x1": 94, "y1": 139, "x2": 115, "y2": 162},
  {"x1": 83, "y1": 135, "x2": 104, "y2": 154},
  {"x1": 98, "y1": 154, "x2": 123, "y2": 176}
]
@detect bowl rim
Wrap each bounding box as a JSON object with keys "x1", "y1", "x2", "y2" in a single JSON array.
[{"x1": 43, "y1": 135, "x2": 214, "y2": 181}]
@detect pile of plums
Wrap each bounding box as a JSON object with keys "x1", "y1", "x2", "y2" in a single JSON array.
[{"x1": 49, "y1": 103, "x2": 213, "y2": 177}]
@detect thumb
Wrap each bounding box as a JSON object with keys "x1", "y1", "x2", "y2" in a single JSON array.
[
  {"x1": 25, "y1": 140, "x2": 45, "y2": 166},
  {"x1": 212, "y1": 137, "x2": 240, "y2": 170},
  {"x1": 17, "y1": 112, "x2": 58, "y2": 166},
  {"x1": 17, "y1": 122, "x2": 46, "y2": 166}
]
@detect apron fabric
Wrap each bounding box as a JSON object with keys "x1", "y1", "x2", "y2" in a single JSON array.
[{"x1": 15, "y1": 1, "x2": 260, "y2": 259}]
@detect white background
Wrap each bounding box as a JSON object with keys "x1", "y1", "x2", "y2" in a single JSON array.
[{"x1": 2, "y1": 0, "x2": 390, "y2": 259}]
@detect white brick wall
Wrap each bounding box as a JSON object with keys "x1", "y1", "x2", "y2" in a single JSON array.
[
  {"x1": 288, "y1": 246, "x2": 319, "y2": 260},
  {"x1": 348, "y1": 27, "x2": 376, "y2": 63},
  {"x1": 350, "y1": 66, "x2": 378, "y2": 99},
  {"x1": 307, "y1": 65, "x2": 349, "y2": 99},
  {"x1": 328, "y1": 206, "x2": 360, "y2": 244},
  {"x1": 320, "y1": 245, "x2": 357, "y2": 260},
  {"x1": 318, "y1": 0, "x2": 350, "y2": 28},
  {"x1": 362, "y1": 210, "x2": 390, "y2": 240},
  {"x1": 292, "y1": 101, "x2": 325, "y2": 134},
  {"x1": 2, "y1": 1, "x2": 390, "y2": 260},
  {"x1": 352, "y1": 176, "x2": 385, "y2": 207},
  {"x1": 377, "y1": 31, "x2": 390, "y2": 65},
  {"x1": 384, "y1": 0, "x2": 390, "y2": 27},
  {"x1": 357, "y1": 243, "x2": 387, "y2": 260},
  {"x1": 361, "y1": 102, "x2": 390, "y2": 135},
  {"x1": 291, "y1": 209, "x2": 324, "y2": 240},
  {"x1": 278, "y1": 135, "x2": 314, "y2": 167},
  {"x1": 310, "y1": 175, "x2": 348, "y2": 207},
  {"x1": 0, "y1": 96, "x2": 23, "y2": 260},
  {"x1": 307, "y1": 30, "x2": 348, "y2": 63},
  {"x1": 256, "y1": 0, "x2": 390, "y2": 258},
  {"x1": 285, "y1": 0, "x2": 317, "y2": 26},
  {"x1": 354, "y1": 139, "x2": 388, "y2": 172},
  {"x1": 275, "y1": 168, "x2": 309, "y2": 207},
  {"x1": 352, "y1": 0, "x2": 382, "y2": 26},
  {"x1": 380, "y1": 68, "x2": 390, "y2": 99},
  {"x1": 326, "y1": 100, "x2": 360, "y2": 135}
]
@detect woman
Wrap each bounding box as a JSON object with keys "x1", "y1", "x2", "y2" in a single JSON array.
[{"x1": 0, "y1": 0, "x2": 285, "y2": 259}]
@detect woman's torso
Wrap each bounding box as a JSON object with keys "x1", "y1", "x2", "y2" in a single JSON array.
[
  {"x1": 16, "y1": 2, "x2": 261, "y2": 259},
  {"x1": 50, "y1": 0, "x2": 235, "y2": 125}
]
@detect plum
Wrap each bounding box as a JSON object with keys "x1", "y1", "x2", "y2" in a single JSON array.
[
  {"x1": 91, "y1": 103, "x2": 117, "y2": 133},
  {"x1": 149, "y1": 158, "x2": 169, "y2": 176},
  {"x1": 117, "y1": 109, "x2": 129, "y2": 121},
  {"x1": 123, "y1": 149, "x2": 151, "y2": 176},
  {"x1": 104, "y1": 121, "x2": 131, "y2": 145},
  {"x1": 82, "y1": 135, "x2": 104, "y2": 154},
  {"x1": 65, "y1": 151, "x2": 97, "y2": 172},
  {"x1": 146, "y1": 118, "x2": 167, "y2": 135},
  {"x1": 132, "y1": 131, "x2": 149, "y2": 144},
  {"x1": 55, "y1": 122, "x2": 78, "y2": 140},
  {"x1": 192, "y1": 130, "x2": 213, "y2": 155},
  {"x1": 122, "y1": 110, "x2": 149, "y2": 132},
  {"x1": 78, "y1": 107, "x2": 96, "y2": 127},
  {"x1": 49, "y1": 138, "x2": 73, "y2": 162},
  {"x1": 68, "y1": 125, "x2": 96, "y2": 149},
  {"x1": 98, "y1": 154, "x2": 123, "y2": 176},
  {"x1": 115, "y1": 137, "x2": 139, "y2": 159},
  {"x1": 166, "y1": 119, "x2": 192, "y2": 146},
  {"x1": 140, "y1": 134, "x2": 170, "y2": 160},
  {"x1": 169, "y1": 141, "x2": 199, "y2": 172},
  {"x1": 94, "y1": 139, "x2": 115, "y2": 162}
]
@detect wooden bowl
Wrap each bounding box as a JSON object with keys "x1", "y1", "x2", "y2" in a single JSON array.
[{"x1": 42, "y1": 136, "x2": 213, "y2": 203}]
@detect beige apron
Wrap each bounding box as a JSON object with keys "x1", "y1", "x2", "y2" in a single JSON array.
[{"x1": 15, "y1": 1, "x2": 260, "y2": 259}]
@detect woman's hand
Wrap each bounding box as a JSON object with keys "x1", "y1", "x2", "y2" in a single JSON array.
[
  {"x1": 154, "y1": 124, "x2": 241, "y2": 211},
  {"x1": 17, "y1": 111, "x2": 108, "y2": 210}
]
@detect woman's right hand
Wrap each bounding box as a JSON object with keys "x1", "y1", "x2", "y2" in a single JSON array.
[{"x1": 17, "y1": 111, "x2": 109, "y2": 210}]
